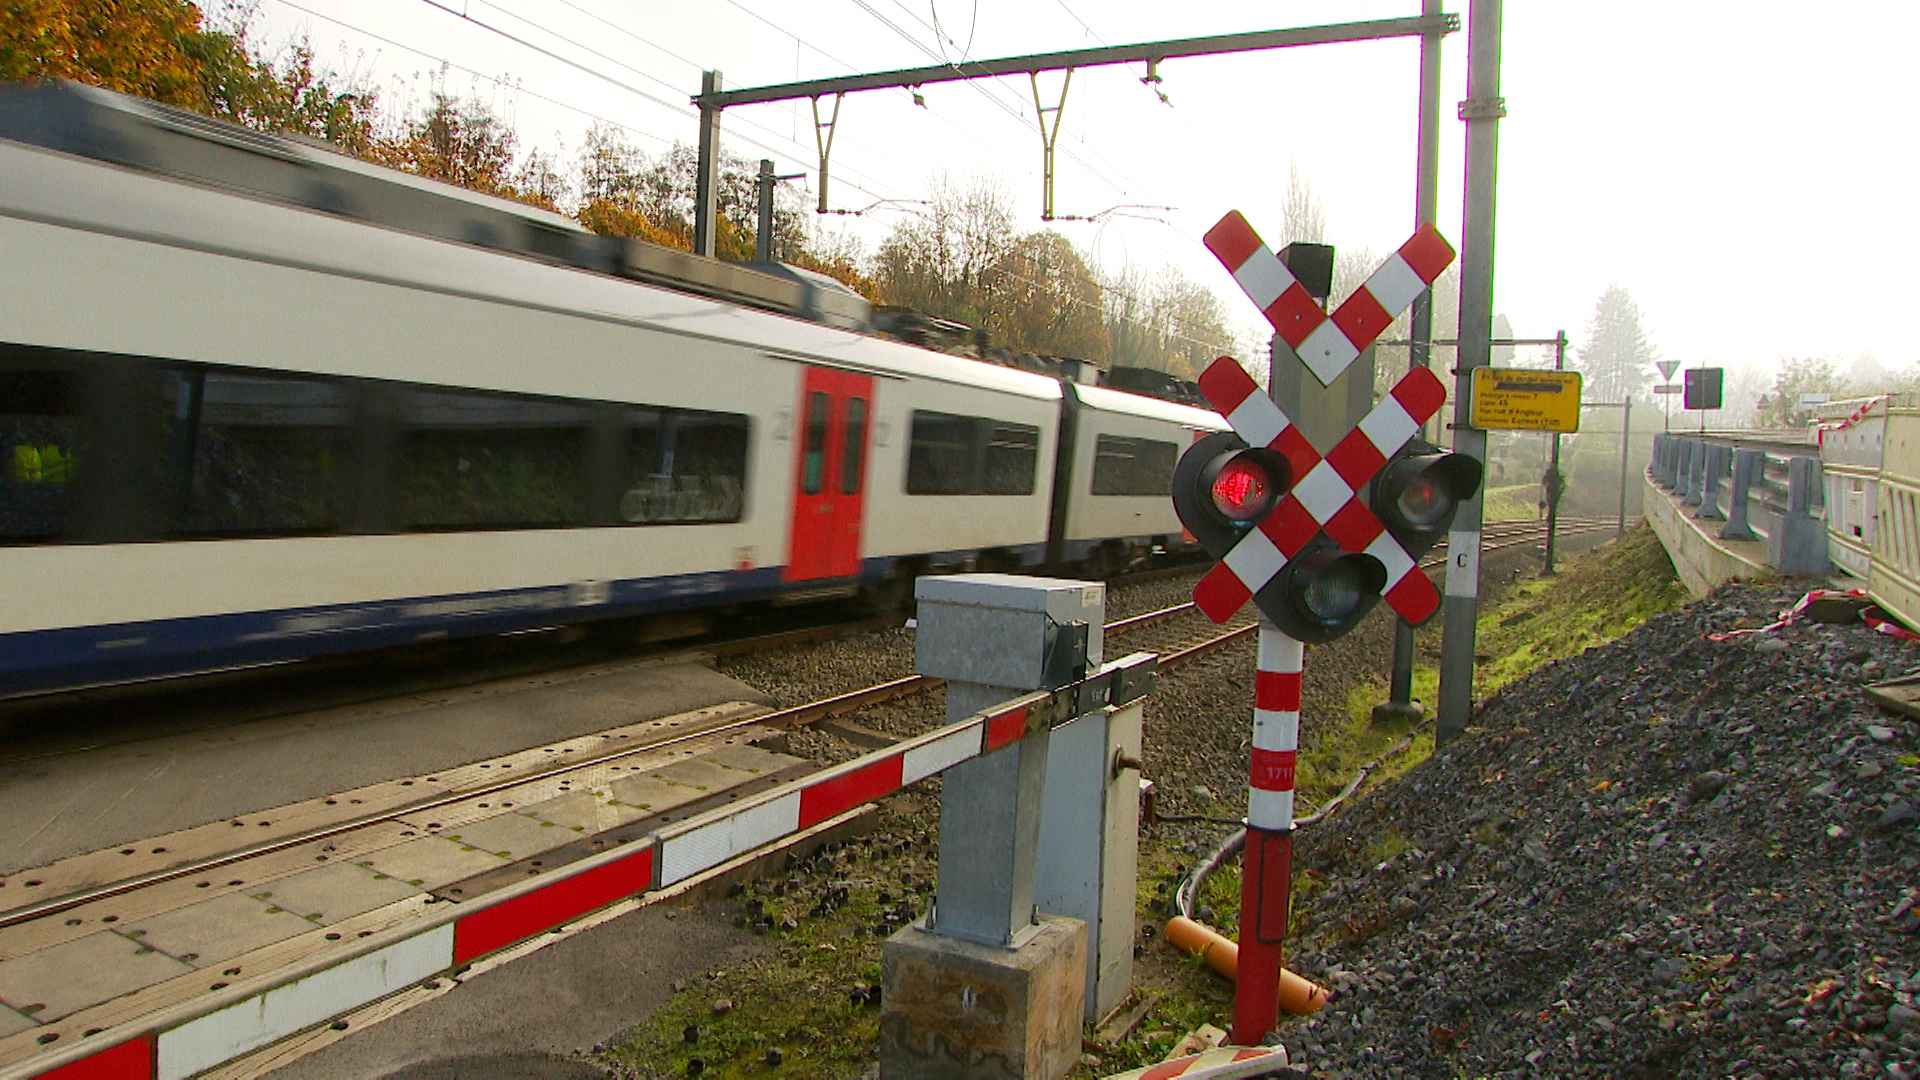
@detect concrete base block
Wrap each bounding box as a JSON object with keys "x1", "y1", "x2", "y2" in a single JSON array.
[
  {"x1": 1369, "y1": 700, "x2": 1425, "y2": 727},
  {"x1": 879, "y1": 914, "x2": 1087, "y2": 1080}
]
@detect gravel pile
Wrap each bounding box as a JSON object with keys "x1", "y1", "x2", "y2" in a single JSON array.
[
  {"x1": 1285, "y1": 581, "x2": 1920, "y2": 1077},
  {"x1": 1143, "y1": 550, "x2": 1543, "y2": 842}
]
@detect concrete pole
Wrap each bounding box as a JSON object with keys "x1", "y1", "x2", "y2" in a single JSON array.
[
  {"x1": 1435, "y1": 0, "x2": 1504, "y2": 746},
  {"x1": 754, "y1": 158, "x2": 775, "y2": 263},
  {"x1": 693, "y1": 70, "x2": 723, "y2": 258},
  {"x1": 1381, "y1": 0, "x2": 1447, "y2": 721}
]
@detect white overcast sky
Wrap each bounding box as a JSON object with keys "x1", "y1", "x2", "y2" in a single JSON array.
[{"x1": 252, "y1": 0, "x2": 1916, "y2": 380}]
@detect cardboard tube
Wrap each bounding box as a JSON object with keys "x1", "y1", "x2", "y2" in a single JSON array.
[{"x1": 1164, "y1": 917, "x2": 1331, "y2": 1015}]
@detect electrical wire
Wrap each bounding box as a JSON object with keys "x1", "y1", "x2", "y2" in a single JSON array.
[
  {"x1": 929, "y1": 1, "x2": 980, "y2": 64},
  {"x1": 411, "y1": 0, "x2": 905, "y2": 204},
  {"x1": 1171, "y1": 731, "x2": 1418, "y2": 919},
  {"x1": 848, "y1": 0, "x2": 1153, "y2": 202},
  {"x1": 415, "y1": 0, "x2": 693, "y2": 118},
  {"x1": 469, "y1": 0, "x2": 904, "y2": 195},
  {"x1": 718, "y1": 0, "x2": 1153, "y2": 219},
  {"x1": 268, "y1": 0, "x2": 678, "y2": 148},
  {"x1": 273, "y1": 0, "x2": 1213, "y2": 353},
  {"x1": 1054, "y1": 0, "x2": 1107, "y2": 44},
  {"x1": 722, "y1": 0, "x2": 862, "y2": 71},
  {"x1": 545, "y1": 0, "x2": 708, "y2": 75}
]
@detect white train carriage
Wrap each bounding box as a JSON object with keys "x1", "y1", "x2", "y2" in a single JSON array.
[
  {"x1": 1049, "y1": 382, "x2": 1228, "y2": 574},
  {"x1": 0, "y1": 125, "x2": 1063, "y2": 695}
]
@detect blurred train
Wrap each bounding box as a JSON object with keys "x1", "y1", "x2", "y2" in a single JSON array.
[{"x1": 0, "y1": 81, "x2": 1227, "y2": 697}]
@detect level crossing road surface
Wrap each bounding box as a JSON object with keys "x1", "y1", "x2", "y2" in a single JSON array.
[
  {"x1": 0, "y1": 661, "x2": 769, "y2": 875},
  {"x1": 261, "y1": 902, "x2": 757, "y2": 1080}
]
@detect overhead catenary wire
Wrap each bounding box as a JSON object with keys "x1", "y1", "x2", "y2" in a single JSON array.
[
  {"x1": 406, "y1": 0, "x2": 907, "y2": 205},
  {"x1": 415, "y1": 0, "x2": 694, "y2": 119},
  {"x1": 272, "y1": 0, "x2": 1217, "y2": 356},
  {"x1": 465, "y1": 0, "x2": 910, "y2": 200},
  {"x1": 929, "y1": 0, "x2": 980, "y2": 63},
  {"x1": 843, "y1": 0, "x2": 1147, "y2": 201},
  {"x1": 1054, "y1": 0, "x2": 1108, "y2": 44},
  {"x1": 714, "y1": 0, "x2": 1176, "y2": 232},
  {"x1": 268, "y1": 0, "x2": 679, "y2": 149}
]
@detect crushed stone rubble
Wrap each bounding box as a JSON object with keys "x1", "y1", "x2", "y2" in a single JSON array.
[{"x1": 1285, "y1": 580, "x2": 1920, "y2": 1078}]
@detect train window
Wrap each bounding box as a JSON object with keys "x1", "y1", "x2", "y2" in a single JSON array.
[
  {"x1": 397, "y1": 389, "x2": 591, "y2": 528},
  {"x1": 1091, "y1": 435, "x2": 1177, "y2": 497},
  {"x1": 983, "y1": 423, "x2": 1039, "y2": 496},
  {"x1": 907, "y1": 411, "x2": 1040, "y2": 496},
  {"x1": 621, "y1": 408, "x2": 748, "y2": 524},
  {"x1": 841, "y1": 398, "x2": 866, "y2": 495},
  {"x1": 182, "y1": 373, "x2": 355, "y2": 535},
  {"x1": 0, "y1": 366, "x2": 83, "y2": 542},
  {"x1": 801, "y1": 392, "x2": 829, "y2": 496},
  {"x1": 907, "y1": 411, "x2": 977, "y2": 495}
]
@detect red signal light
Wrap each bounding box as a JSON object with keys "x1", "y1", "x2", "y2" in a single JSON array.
[{"x1": 1211, "y1": 457, "x2": 1272, "y2": 521}]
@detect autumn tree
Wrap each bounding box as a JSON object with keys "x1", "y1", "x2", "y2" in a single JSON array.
[
  {"x1": 871, "y1": 177, "x2": 1017, "y2": 328},
  {"x1": 1105, "y1": 267, "x2": 1233, "y2": 380},
  {"x1": 0, "y1": 0, "x2": 235, "y2": 109},
  {"x1": 371, "y1": 93, "x2": 521, "y2": 197},
  {"x1": 983, "y1": 231, "x2": 1107, "y2": 359},
  {"x1": 1576, "y1": 286, "x2": 1659, "y2": 404}
]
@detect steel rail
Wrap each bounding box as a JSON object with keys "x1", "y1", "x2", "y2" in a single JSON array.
[
  {"x1": 1158, "y1": 520, "x2": 1613, "y2": 666},
  {"x1": 0, "y1": 518, "x2": 1599, "y2": 929},
  {"x1": 1107, "y1": 518, "x2": 1614, "y2": 637}
]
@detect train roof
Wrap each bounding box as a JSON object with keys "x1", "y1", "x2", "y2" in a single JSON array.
[
  {"x1": 1072, "y1": 381, "x2": 1229, "y2": 429},
  {"x1": 0, "y1": 132, "x2": 1060, "y2": 402},
  {"x1": 0, "y1": 80, "x2": 587, "y2": 235}
]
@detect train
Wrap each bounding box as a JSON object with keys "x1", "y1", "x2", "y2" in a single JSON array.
[{"x1": 0, "y1": 81, "x2": 1228, "y2": 697}]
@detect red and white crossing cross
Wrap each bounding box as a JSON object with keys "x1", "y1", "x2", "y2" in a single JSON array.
[
  {"x1": 1188, "y1": 356, "x2": 1451, "y2": 626},
  {"x1": 1204, "y1": 211, "x2": 1456, "y2": 388}
]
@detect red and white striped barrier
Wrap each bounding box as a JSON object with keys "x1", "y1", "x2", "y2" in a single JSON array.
[
  {"x1": 1101, "y1": 1044, "x2": 1288, "y2": 1079},
  {"x1": 1814, "y1": 396, "x2": 1888, "y2": 448},
  {"x1": 1204, "y1": 210, "x2": 1454, "y2": 387},
  {"x1": 1190, "y1": 357, "x2": 1451, "y2": 625},
  {"x1": 10, "y1": 657, "x2": 1155, "y2": 1080}
]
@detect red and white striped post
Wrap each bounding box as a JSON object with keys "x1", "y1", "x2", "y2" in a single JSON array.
[
  {"x1": 1233, "y1": 623, "x2": 1301, "y2": 1044},
  {"x1": 1192, "y1": 208, "x2": 1458, "y2": 1048}
]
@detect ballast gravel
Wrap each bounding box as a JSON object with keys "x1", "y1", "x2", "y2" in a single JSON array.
[{"x1": 1285, "y1": 581, "x2": 1920, "y2": 1078}]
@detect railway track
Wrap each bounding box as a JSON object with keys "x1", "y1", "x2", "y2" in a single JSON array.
[
  {"x1": 0, "y1": 517, "x2": 1607, "y2": 931},
  {"x1": 0, "y1": 517, "x2": 1609, "y2": 1075}
]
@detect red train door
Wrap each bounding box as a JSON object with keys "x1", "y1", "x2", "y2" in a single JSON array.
[
  {"x1": 1181, "y1": 427, "x2": 1209, "y2": 545},
  {"x1": 785, "y1": 366, "x2": 873, "y2": 581}
]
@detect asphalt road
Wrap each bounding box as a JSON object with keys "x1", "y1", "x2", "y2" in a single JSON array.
[
  {"x1": 269, "y1": 902, "x2": 764, "y2": 1080},
  {"x1": 0, "y1": 659, "x2": 769, "y2": 872}
]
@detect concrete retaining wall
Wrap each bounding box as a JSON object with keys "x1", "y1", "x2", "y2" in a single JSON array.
[{"x1": 1643, "y1": 473, "x2": 1774, "y2": 598}]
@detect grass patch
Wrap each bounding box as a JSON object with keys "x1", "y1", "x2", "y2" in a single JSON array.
[
  {"x1": 1355, "y1": 523, "x2": 1688, "y2": 723},
  {"x1": 1482, "y1": 481, "x2": 1541, "y2": 522},
  {"x1": 1444, "y1": 523, "x2": 1688, "y2": 699},
  {"x1": 603, "y1": 814, "x2": 934, "y2": 1079}
]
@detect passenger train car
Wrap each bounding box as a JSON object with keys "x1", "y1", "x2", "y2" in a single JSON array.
[{"x1": 0, "y1": 82, "x2": 1227, "y2": 696}]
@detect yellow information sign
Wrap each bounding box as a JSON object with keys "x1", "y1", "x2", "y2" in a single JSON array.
[{"x1": 1469, "y1": 368, "x2": 1583, "y2": 432}]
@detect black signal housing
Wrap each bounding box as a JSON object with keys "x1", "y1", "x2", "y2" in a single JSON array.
[
  {"x1": 1368, "y1": 438, "x2": 1484, "y2": 563},
  {"x1": 1171, "y1": 431, "x2": 1293, "y2": 560}
]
